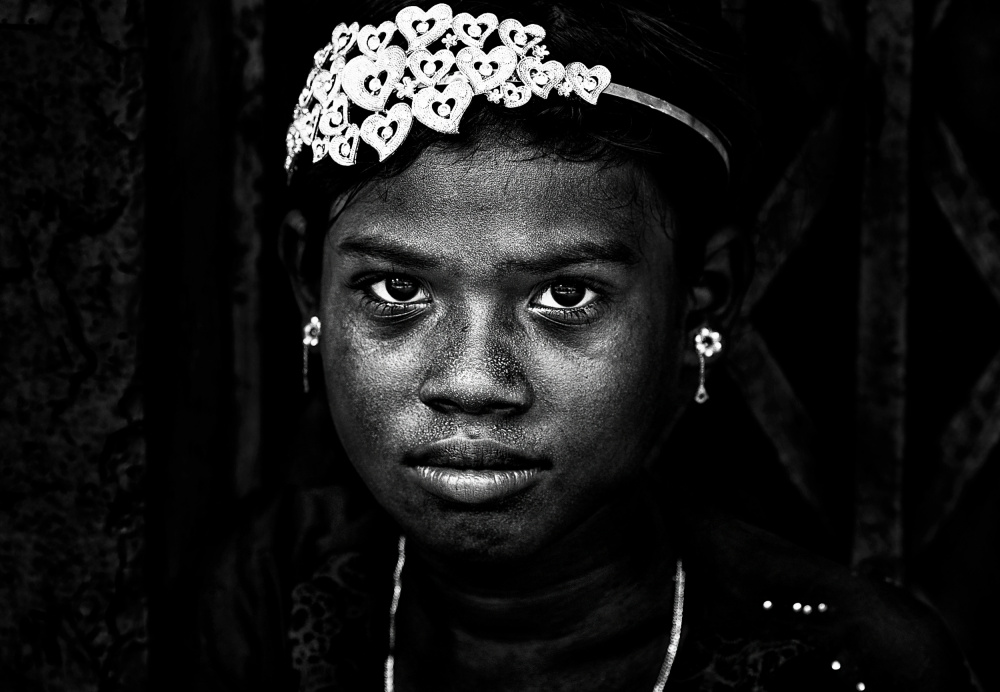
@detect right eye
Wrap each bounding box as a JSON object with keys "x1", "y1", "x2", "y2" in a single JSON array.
[
  {"x1": 533, "y1": 282, "x2": 600, "y2": 310},
  {"x1": 369, "y1": 275, "x2": 430, "y2": 304}
]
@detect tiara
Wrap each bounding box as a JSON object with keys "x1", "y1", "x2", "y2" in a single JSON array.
[{"x1": 285, "y1": 3, "x2": 730, "y2": 177}]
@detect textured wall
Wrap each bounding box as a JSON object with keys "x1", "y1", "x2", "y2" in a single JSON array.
[{"x1": 0, "y1": 1, "x2": 147, "y2": 689}]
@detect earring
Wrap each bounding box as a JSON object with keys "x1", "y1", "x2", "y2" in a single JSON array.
[
  {"x1": 694, "y1": 327, "x2": 723, "y2": 404},
  {"x1": 302, "y1": 316, "x2": 321, "y2": 393}
]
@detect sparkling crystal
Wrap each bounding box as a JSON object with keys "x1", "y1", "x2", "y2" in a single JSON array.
[
  {"x1": 416, "y1": 21, "x2": 429, "y2": 33},
  {"x1": 370, "y1": 78, "x2": 383, "y2": 91},
  {"x1": 367, "y1": 36, "x2": 380, "y2": 50},
  {"x1": 380, "y1": 126, "x2": 393, "y2": 140},
  {"x1": 423, "y1": 62, "x2": 436, "y2": 76},
  {"x1": 514, "y1": 31, "x2": 527, "y2": 46},
  {"x1": 437, "y1": 103, "x2": 452, "y2": 116},
  {"x1": 533, "y1": 72, "x2": 548, "y2": 85},
  {"x1": 468, "y1": 24, "x2": 482, "y2": 38},
  {"x1": 479, "y1": 63, "x2": 494, "y2": 76}
]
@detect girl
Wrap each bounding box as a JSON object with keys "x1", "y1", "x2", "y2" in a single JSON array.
[{"x1": 199, "y1": 2, "x2": 979, "y2": 690}]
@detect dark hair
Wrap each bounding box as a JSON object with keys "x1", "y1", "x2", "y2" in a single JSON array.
[{"x1": 287, "y1": 0, "x2": 755, "y2": 287}]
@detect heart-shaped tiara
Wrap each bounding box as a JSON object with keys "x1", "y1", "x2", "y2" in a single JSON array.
[{"x1": 285, "y1": 3, "x2": 730, "y2": 177}]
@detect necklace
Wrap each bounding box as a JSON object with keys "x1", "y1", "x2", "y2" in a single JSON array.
[{"x1": 383, "y1": 536, "x2": 686, "y2": 692}]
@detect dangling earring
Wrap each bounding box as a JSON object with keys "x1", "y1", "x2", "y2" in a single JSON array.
[
  {"x1": 694, "y1": 327, "x2": 722, "y2": 404},
  {"x1": 302, "y1": 316, "x2": 321, "y2": 393}
]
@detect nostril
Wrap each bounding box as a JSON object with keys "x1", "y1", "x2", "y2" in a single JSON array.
[
  {"x1": 421, "y1": 395, "x2": 465, "y2": 415},
  {"x1": 418, "y1": 366, "x2": 534, "y2": 416},
  {"x1": 419, "y1": 381, "x2": 532, "y2": 416}
]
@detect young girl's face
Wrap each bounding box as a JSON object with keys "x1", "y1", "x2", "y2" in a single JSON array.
[{"x1": 319, "y1": 143, "x2": 693, "y2": 561}]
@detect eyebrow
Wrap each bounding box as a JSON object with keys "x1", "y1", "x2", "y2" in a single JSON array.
[
  {"x1": 337, "y1": 236, "x2": 441, "y2": 269},
  {"x1": 336, "y1": 236, "x2": 641, "y2": 273}
]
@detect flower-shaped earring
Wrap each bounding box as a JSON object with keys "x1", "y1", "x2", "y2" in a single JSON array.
[
  {"x1": 302, "y1": 316, "x2": 321, "y2": 393},
  {"x1": 694, "y1": 327, "x2": 723, "y2": 404}
]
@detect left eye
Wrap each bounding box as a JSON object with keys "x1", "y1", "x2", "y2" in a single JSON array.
[
  {"x1": 534, "y1": 282, "x2": 599, "y2": 309},
  {"x1": 370, "y1": 276, "x2": 429, "y2": 304}
]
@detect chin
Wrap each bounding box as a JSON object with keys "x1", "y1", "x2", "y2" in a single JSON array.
[{"x1": 396, "y1": 498, "x2": 561, "y2": 563}]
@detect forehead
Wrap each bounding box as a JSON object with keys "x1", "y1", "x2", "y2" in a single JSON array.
[{"x1": 328, "y1": 143, "x2": 673, "y2": 265}]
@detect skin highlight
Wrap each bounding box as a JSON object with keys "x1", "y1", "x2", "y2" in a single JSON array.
[
  {"x1": 283, "y1": 140, "x2": 741, "y2": 691},
  {"x1": 321, "y1": 145, "x2": 686, "y2": 560}
]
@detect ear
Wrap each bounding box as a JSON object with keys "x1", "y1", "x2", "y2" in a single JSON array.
[
  {"x1": 684, "y1": 225, "x2": 753, "y2": 347},
  {"x1": 279, "y1": 209, "x2": 319, "y2": 319}
]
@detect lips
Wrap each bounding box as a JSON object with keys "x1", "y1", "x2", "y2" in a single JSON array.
[
  {"x1": 404, "y1": 438, "x2": 547, "y2": 504},
  {"x1": 405, "y1": 438, "x2": 545, "y2": 470}
]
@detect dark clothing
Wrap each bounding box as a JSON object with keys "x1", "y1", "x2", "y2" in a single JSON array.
[{"x1": 197, "y1": 485, "x2": 981, "y2": 691}]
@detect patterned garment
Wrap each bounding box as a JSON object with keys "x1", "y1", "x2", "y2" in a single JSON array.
[
  {"x1": 290, "y1": 552, "x2": 380, "y2": 691},
  {"x1": 197, "y1": 485, "x2": 983, "y2": 691}
]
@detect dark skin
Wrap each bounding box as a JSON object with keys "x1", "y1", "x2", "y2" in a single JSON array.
[{"x1": 283, "y1": 142, "x2": 745, "y2": 691}]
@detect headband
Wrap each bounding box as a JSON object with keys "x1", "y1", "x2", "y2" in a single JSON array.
[{"x1": 284, "y1": 3, "x2": 730, "y2": 178}]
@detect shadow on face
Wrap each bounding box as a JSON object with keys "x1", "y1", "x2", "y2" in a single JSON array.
[{"x1": 293, "y1": 142, "x2": 714, "y2": 562}]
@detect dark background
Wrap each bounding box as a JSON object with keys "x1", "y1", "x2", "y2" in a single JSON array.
[{"x1": 1, "y1": 0, "x2": 998, "y2": 689}]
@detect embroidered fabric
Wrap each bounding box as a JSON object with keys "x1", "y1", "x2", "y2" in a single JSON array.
[{"x1": 195, "y1": 486, "x2": 982, "y2": 691}]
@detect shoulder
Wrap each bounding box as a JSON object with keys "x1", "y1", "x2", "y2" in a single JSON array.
[
  {"x1": 675, "y1": 515, "x2": 980, "y2": 691},
  {"x1": 195, "y1": 483, "x2": 391, "y2": 690}
]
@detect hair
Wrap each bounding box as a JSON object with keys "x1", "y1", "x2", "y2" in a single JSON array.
[{"x1": 285, "y1": 0, "x2": 756, "y2": 288}]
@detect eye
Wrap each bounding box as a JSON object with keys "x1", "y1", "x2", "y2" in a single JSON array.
[
  {"x1": 534, "y1": 282, "x2": 599, "y2": 309},
  {"x1": 369, "y1": 275, "x2": 429, "y2": 304}
]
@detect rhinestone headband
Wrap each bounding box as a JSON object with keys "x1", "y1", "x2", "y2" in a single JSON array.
[{"x1": 285, "y1": 3, "x2": 730, "y2": 177}]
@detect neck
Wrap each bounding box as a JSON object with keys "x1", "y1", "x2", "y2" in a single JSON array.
[{"x1": 396, "y1": 477, "x2": 680, "y2": 691}]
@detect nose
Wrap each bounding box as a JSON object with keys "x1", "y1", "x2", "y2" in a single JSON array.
[{"x1": 418, "y1": 304, "x2": 534, "y2": 416}]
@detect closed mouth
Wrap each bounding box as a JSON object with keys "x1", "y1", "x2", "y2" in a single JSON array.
[
  {"x1": 403, "y1": 438, "x2": 548, "y2": 471},
  {"x1": 404, "y1": 438, "x2": 547, "y2": 505},
  {"x1": 408, "y1": 466, "x2": 542, "y2": 505}
]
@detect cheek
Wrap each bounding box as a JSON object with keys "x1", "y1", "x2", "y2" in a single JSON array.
[
  {"x1": 318, "y1": 254, "x2": 684, "y2": 513},
  {"x1": 538, "y1": 301, "x2": 678, "y2": 473},
  {"x1": 320, "y1": 306, "x2": 419, "y2": 466},
  {"x1": 317, "y1": 257, "x2": 421, "y2": 466}
]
